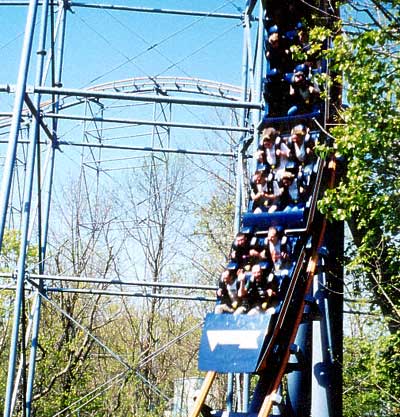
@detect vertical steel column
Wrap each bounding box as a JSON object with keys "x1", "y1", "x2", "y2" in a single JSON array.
[
  {"x1": 254, "y1": 2, "x2": 265, "y2": 126},
  {"x1": 55, "y1": 1, "x2": 67, "y2": 87},
  {"x1": 240, "y1": 10, "x2": 255, "y2": 412},
  {"x1": 311, "y1": 265, "x2": 331, "y2": 417},
  {"x1": 311, "y1": 223, "x2": 344, "y2": 417},
  {"x1": 243, "y1": 14, "x2": 256, "y2": 102},
  {"x1": 26, "y1": 145, "x2": 58, "y2": 417},
  {"x1": 242, "y1": 3, "x2": 265, "y2": 412},
  {"x1": 236, "y1": 373, "x2": 242, "y2": 411},
  {"x1": 286, "y1": 296, "x2": 313, "y2": 416},
  {"x1": 242, "y1": 372, "x2": 250, "y2": 413},
  {"x1": 3, "y1": 1, "x2": 41, "y2": 415},
  {"x1": 25, "y1": 293, "x2": 42, "y2": 417},
  {"x1": 233, "y1": 11, "x2": 249, "y2": 234},
  {"x1": 23, "y1": 1, "x2": 50, "y2": 414},
  {"x1": 40, "y1": 147, "x2": 56, "y2": 265},
  {"x1": 48, "y1": 1, "x2": 68, "y2": 141},
  {"x1": 250, "y1": 1, "x2": 265, "y2": 164},
  {"x1": 230, "y1": 7, "x2": 251, "y2": 410},
  {"x1": 41, "y1": 3, "x2": 63, "y2": 82},
  {"x1": 0, "y1": 0, "x2": 39, "y2": 250},
  {"x1": 26, "y1": 3, "x2": 69, "y2": 415},
  {"x1": 226, "y1": 372, "x2": 234, "y2": 411}
]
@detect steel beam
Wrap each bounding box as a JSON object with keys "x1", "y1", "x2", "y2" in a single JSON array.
[
  {"x1": 2, "y1": 1, "x2": 41, "y2": 415},
  {"x1": 43, "y1": 111, "x2": 251, "y2": 133},
  {"x1": 25, "y1": 273, "x2": 217, "y2": 290},
  {"x1": 28, "y1": 85, "x2": 263, "y2": 109},
  {"x1": 0, "y1": 1, "x2": 244, "y2": 20}
]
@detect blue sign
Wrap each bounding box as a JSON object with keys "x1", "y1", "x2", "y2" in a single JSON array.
[{"x1": 198, "y1": 313, "x2": 275, "y2": 373}]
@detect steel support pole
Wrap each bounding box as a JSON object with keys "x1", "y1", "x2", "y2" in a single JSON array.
[
  {"x1": 311, "y1": 267, "x2": 331, "y2": 417},
  {"x1": 42, "y1": 112, "x2": 251, "y2": 133},
  {"x1": 242, "y1": 6, "x2": 266, "y2": 411},
  {"x1": 37, "y1": 0, "x2": 68, "y2": 263},
  {"x1": 67, "y1": 3, "x2": 243, "y2": 20},
  {"x1": 40, "y1": 146, "x2": 56, "y2": 264},
  {"x1": 26, "y1": 3, "x2": 68, "y2": 415},
  {"x1": 3, "y1": 1, "x2": 41, "y2": 415},
  {"x1": 254, "y1": 2, "x2": 265, "y2": 125},
  {"x1": 243, "y1": 372, "x2": 250, "y2": 413},
  {"x1": 226, "y1": 372, "x2": 234, "y2": 412},
  {"x1": 25, "y1": 274, "x2": 217, "y2": 290},
  {"x1": 311, "y1": 222, "x2": 344, "y2": 417},
  {"x1": 33, "y1": 86, "x2": 263, "y2": 109},
  {"x1": 230, "y1": 11, "x2": 251, "y2": 410},
  {"x1": 42, "y1": 3, "x2": 63, "y2": 83},
  {"x1": 23, "y1": 1, "x2": 50, "y2": 414},
  {"x1": 24, "y1": 145, "x2": 57, "y2": 414},
  {"x1": 58, "y1": 141, "x2": 235, "y2": 158},
  {"x1": 0, "y1": 0, "x2": 39, "y2": 250},
  {"x1": 55, "y1": 3, "x2": 67, "y2": 88},
  {"x1": 25, "y1": 292, "x2": 42, "y2": 416},
  {"x1": 250, "y1": 0, "x2": 265, "y2": 161},
  {"x1": 243, "y1": 14, "x2": 255, "y2": 98},
  {"x1": 233, "y1": 11, "x2": 249, "y2": 234},
  {"x1": 0, "y1": 2, "x2": 245, "y2": 20}
]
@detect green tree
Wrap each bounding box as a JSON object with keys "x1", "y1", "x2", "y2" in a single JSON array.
[
  {"x1": 320, "y1": 0, "x2": 400, "y2": 330},
  {"x1": 343, "y1": 332, "x2": 400, "y2": 417},
  {"x1": 28, "y1": 157, "x2": 211, "y2": 416},
  {"x1": 0, "y1": 229, "x2": 38, "y2": 272},
  {"x1": 0, "y1": 229, "x2": 39, "y2": 414},
  {"x1": 195, "y1": 192, "x2": 235, "y2": 278},
  {"x1": 315, "y1": 2, "x2": 400, "y2": 415}
]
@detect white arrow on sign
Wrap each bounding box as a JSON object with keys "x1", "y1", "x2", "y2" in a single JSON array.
[{"x1": 207, "y1": 330, "x2": 261, "y2": 351}]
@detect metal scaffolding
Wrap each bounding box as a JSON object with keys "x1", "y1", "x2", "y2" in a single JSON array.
[{"x1": 0, "y1": 1, "x2": 265, "y2": 415}]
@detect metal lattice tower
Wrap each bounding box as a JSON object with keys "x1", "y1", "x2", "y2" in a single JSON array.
[{"x1": 0, "y1": 1, "x2": 265, "y2": 416}]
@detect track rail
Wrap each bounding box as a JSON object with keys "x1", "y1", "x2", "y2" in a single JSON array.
[
  {"x1": 258, "y1": 155, "x2": 337, "y2": 416},
  {"x1": 192, "y1": 0, "x2": 339, "y2": 409}
]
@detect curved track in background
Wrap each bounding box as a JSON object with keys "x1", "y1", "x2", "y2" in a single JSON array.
[{"x1": 0, "y1": 77, "x2": 244, "y2": 130}]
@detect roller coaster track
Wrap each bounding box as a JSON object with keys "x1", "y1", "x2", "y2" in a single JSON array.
[
  {"x1": 191, "y1": 1, "x2": 342, "y2": 416},
  {"x1": 191, "y1": 154, "x2": 338, "y2": 417},
  {"x1": 257, "y1": 157, "x2": 337, "y2": 417}
]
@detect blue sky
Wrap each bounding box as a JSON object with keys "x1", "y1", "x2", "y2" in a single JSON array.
[{"x1": 0, "y1": 1, "x2": 246, "y2": 91}]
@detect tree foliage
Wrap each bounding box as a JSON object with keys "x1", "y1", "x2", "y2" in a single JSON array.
[
  {"x1": 0, "y1": 229, "x2": 38, "y2": 272},
  {"x1": 343, "y1": 332, "x2": 400, "y2": 417},
  {"x1": 195, "y1": 192, "x2": 235, "y2": 278},
  {"x1": 318, "y1": 1, "x2": 400, "y2": 330},
  {"x1": 314, "y1": 2, "x2": 400, "y2": 415}
]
